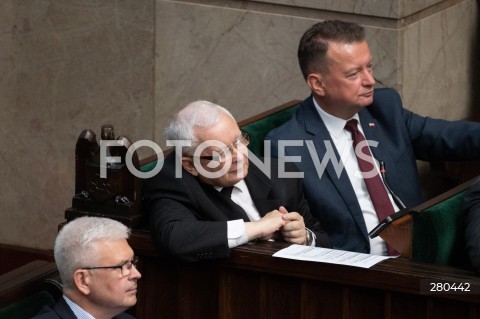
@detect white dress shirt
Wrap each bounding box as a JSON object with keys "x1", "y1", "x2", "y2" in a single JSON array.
[
  {"x1": 64, "y1": 295, "x2": 96, "y2": 319},
  {"x1": 218, "y1": 180, "x2": 260, "y2": 248},
  {"x1": 220, "y1": 180, "x2": 316, "y2": 248},
  {"x1": 313, "y1": 99, "x2": 399, "y2": 255}
]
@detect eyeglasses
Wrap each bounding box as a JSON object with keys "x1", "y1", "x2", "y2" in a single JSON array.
[
  {"x1": 194, "y1": 131, "x2": 250, "y2": 163},
  {"x1": 81, "y1": 256, "x2": 139, "y2": 277}
]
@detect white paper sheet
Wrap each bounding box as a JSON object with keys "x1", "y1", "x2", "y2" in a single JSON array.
[{"x1": 273, "y1": 244, "x2": 396, "y2": 268}]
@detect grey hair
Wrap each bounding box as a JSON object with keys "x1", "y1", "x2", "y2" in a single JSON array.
[
  {"x1": 54, "y1": 216, "x2": 130, "y2": 290},
  {"x1": 165, "y1": 100, "x2": 235, "y2": 155}
]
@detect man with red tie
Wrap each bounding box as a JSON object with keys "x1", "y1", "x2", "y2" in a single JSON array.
[{"x1": 266, "y1": 20, "x2": 480, "y2": 255}]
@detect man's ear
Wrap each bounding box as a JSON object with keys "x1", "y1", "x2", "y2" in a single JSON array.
[
  {"x1": 306, "y1": 73, "x2": 326, "y2": 97},
  {"x1": 73, "y1": 269, "x2": 91, "y2": 295},
  {"x1": 182, "y1": 157, "x2": 199, "y2": 176}
]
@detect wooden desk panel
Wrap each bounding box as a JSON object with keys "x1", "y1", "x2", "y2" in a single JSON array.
[{"x1": 129, "y1": 231, "x2": 480, "y2": 319}]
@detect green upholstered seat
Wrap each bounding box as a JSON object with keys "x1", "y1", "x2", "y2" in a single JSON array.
[
  {"x1": 0, "y1": 290, "x2": 56, "y2": 319},
  {"x1": 241, "y1": 103, "x2": 300, "y2": 157},
  {"x1": 412, "y1": 191, "x2": 470, "y2": 268},
  {"x1": 140, "y1": 159, "x2": 159, "y2": 173}
]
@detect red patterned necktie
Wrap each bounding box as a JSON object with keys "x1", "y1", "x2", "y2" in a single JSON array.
[{"x1": 345, "y1": 119, "x2": 397, "y2": 255}]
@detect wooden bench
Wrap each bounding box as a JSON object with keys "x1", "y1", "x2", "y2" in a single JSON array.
[{"x1": 0, "y1": 260, "x2": 62, "y2": 318}]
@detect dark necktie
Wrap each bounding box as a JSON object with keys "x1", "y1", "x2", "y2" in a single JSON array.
[
  {"x1": 345, "y1": 119, "x2": 397, "y2": 255},
  {"x1": 218, "y1": 185, "x2": 250, "y2": 222},
  {"x1": 220, "y1": 186, "x2": 234, "y2": 198}
]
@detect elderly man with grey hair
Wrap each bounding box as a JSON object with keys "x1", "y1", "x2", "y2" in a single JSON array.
[
  {"x1": 143, "y1": 100, "x2": 330, "y2": 262},
  {"x1": 31, "y1": 216, "x2": 141, "y2": 319}
]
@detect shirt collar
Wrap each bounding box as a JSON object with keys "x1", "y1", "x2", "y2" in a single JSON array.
[
  {"x1": 312, "y1": 98, "x2": 360, "y2": 138},
  {"x1": 63, "y1": 295, "x2": 96, "y2": 319},
  {"x1": 215, "y1": 180, "x2": 247, "y2": 194}
]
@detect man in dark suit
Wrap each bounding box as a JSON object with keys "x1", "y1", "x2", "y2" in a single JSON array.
[
  {"x1": 464, "y1": 179, "x2": 480, "y2": 273},
  {"x1": 266, "y1": 20, "x2": 480, "y2": 255},
  {"x1": 143, "y1": 100, "x2": 330, "y2": 262},
  {"x1": 32, "y1": 217, "x2": 141, "y2": 319}
]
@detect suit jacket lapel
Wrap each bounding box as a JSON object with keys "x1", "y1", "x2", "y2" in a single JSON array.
[
  {"x1": 244, "y1": 162, "x2": 282, "y2": 216},
  {"x1": 358, "y1": 111, "x2": 388, "y2": 165},
  {"x1": 358, "y1": 110, "x2": 402, "y2": 209},
  {"x1": 54, "y1": 297, "x2": 78, "y2": 319},
  {"x1": 199, "y1": 182, "x2": 251, "y2": 222},
  {"x1": 302, "y1": 97, "x2": 369, "y2": 239},
  {"x1": 53, "y1": 296, "x2": 133, "y2": 319}
]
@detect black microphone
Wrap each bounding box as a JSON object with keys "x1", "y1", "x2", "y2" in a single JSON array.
[
  {"x1": 369, "y1": 160, "x2": 411, "y2": 238},
  {"x1": 379, "y1": 160, "x2": 406, "y2": 210}
]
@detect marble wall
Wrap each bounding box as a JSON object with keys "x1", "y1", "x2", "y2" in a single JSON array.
[
  {"x1": 250, "y1": 0, "x2": 450, "y2": 18},
  {"x1": 153, "y1": 0, "x2": 479, "y2": 143},
  {"x1": 0, "y1": 0, "x2": 155, "y2": 249},
  {"x1": 0, "y1": 0, "x2": 478, "y2": 250}
]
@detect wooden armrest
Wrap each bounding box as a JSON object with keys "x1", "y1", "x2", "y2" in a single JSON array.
[{"x1": 0, "y1": 260, "x2": 61, "y2": 308}]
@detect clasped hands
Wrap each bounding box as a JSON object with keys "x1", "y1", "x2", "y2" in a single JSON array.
[{"x1": 245, "y1": 206, "x2": 308, "y2": 245}]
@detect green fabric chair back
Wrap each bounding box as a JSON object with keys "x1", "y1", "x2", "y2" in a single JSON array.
[
  {"x1": 0, "y1": 290, "x2": 56, "y2": 319},
  {"x1": 241, "y1": 104, "x2": 300, "y2": 157},
  {"x1": 141, "y1": 160, "x2": 159, "y2": 173},
  {"x1": 412, "y1": 191, "x2": 470, "y2": 268}
]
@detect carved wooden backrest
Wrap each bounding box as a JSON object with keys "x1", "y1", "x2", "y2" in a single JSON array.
[{"x1": 66, "y1": 125, "x2": 144, "y2": 227}]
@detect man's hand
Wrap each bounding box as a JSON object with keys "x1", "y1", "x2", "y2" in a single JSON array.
[
  {"x1": 279, "y1": 206, "x2": 307, "y2": 245},
  {"x1": 245, "y1": 209, "x2": 286, "y2": 241}
]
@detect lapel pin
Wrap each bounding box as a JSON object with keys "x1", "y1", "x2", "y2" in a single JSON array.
[{"x1": 369, "y1": 123, "x2": 375, "y2": 127}]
